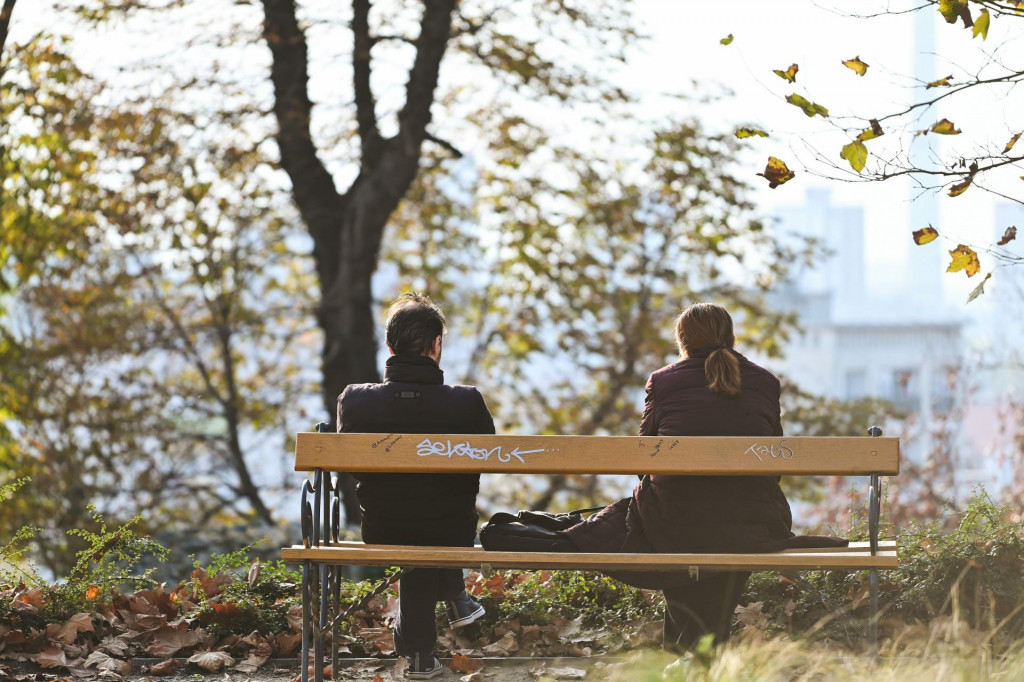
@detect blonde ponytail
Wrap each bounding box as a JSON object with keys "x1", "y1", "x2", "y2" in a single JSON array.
[{"x1": 705, "y1": 347, "x2": 741, "y2": 397}]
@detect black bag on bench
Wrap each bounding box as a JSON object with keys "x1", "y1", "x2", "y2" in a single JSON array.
[{"x1": 479, "y1": 507, "x2": 603, "y2": 552}]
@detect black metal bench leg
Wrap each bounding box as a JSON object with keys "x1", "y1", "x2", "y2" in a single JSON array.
[
  {"x1": 315, "y1": 564, "x2": 328, "y2": 682},
  {"x1": 301, "y1": 561, "x2": 311, "y2": 682},
  {"x1": 869, "y1": 567, "x2": 879, "y2": 657},
  {"x1": 331, "y1": 565, "x2": 341, "y2": 677}
]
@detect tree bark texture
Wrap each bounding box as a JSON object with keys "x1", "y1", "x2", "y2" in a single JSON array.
[
  {"x1": 261, "y1": 0, "x2": 458, "y2": 524},
  {"x1": 0, "y1": 0, "x2": 17, "y2": 59}
]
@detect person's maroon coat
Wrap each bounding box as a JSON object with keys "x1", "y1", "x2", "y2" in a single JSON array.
[
  {"x1": 634, "y1": 350, "x2": 793, "y2": 552},
  {"x1": 566, "y1": 350, "x2": 795, "y2": 555}
]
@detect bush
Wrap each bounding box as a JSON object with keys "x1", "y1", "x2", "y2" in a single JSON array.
[{"x1": 742, "y1": 489, "x2": 1024, "y2": 649}]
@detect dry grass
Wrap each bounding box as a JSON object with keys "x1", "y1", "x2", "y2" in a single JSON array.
[{"x1": 595, "y1": 620, "x2": 1024, "y2": 682}]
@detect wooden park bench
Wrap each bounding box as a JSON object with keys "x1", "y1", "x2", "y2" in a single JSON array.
[{"x1": 282, "y1": 429, "x2": 899, "y2": 682}]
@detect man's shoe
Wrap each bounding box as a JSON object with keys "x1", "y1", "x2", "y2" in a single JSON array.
[
  {"x1": 407, "y1": 653, "x2": 444, "y2": 679},
  {"x1": 445, "y1": 592, "x2": 485, "y2": 628}
]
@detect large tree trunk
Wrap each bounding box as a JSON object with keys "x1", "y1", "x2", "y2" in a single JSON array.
[
  {"x1": 261, "y1": 0, "x2": 457, "y2": 525},
  {"x1": 0, "y1": 0, "x2": 18, "y2": 59}
]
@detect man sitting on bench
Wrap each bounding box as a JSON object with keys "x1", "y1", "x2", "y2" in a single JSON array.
[{"x1": 337, "y1": 293, "x2": 496, "y2": 679}]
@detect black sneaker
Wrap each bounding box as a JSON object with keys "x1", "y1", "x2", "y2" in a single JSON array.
[
  {"x1": 407, "y1": 653, "x2": 444, "y2": 679},
  {"x1": 445, "y1": 592, "x2": 485, "y2": 628}
]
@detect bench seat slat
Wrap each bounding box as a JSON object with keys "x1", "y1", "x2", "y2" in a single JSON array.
[
  {"x1": 295, "y1": 433, "x2": 900, "y2": 475},
  {"x1": 281, "y1": 542, "x2": 898, "y2": 571}
]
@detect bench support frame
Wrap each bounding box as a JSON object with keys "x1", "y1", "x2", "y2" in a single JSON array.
[
  {"x1": 299, "y1": 461, "x2": 345, "y2": 682},
  {"x1": 294, "y1": 427, "x2": 893, "y2": 679}
]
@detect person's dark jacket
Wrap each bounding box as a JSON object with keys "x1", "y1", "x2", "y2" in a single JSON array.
[
  {"x1": 337, "y1": 354, "x2": 495, "y2": 547},
  {"x1": 565, "y1": 350, "x2": 794, "y2": 556}
]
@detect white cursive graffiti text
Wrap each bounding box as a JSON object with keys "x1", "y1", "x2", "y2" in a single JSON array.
[
  {"x1": 746, "y1": 440, "x2": 794, "y2": 462},
  {"x1": 416, "y1": 439, "x2": 543, "y2": 464}
]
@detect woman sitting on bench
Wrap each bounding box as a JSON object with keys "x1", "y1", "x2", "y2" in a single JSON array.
[{"x1": 562, "y1": 302, "x2": 843, "y2": 649}]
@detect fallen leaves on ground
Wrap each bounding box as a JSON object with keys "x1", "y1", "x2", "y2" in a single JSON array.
[
  {"x1": 186, "y1": 650, "x2": 234, "y2": 672},
  {"x1": 450, "y1": 652, "x2": 485, "y2": 673},
  {"x1": 147, "y1": 659, "x2": 180, "y2": 676},
  {"x1": 0, "y1": 568, "x2": 666, "y2": 678}
]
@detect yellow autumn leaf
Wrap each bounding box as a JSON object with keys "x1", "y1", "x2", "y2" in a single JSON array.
[
  {"x1": 735, "y1": 127, "x2": 769, "y2": 139},
  {"x1": 773, "y1": 64, "x2": 798, "y2": 83},
  {"x1": 947, "y1": 244, "x2": 981, "y2": 277},
  {"x1": 786, "y1": 94, "x2": 829, "y2": 118},
  {"x1": 1004, "y1": 132, "x2": 1022, "y2": 154},
  {"x1": 913, "y1": 226, "x2": 939, "y2": 245},
  {"x1": 948, "y1": 176, "x2": 973, "y2": 197},
  {"x1": 840, "y1": 140, "x2": 868, "y2": 173},
  {"x1": 756, "y1": 156, "x2": 796, "y2": 188},
  {"x1": 967, "y1": 272, "x2": 992, "y2": 303},
  {"x1": 720, "y1": 34, "x2": 734, "y2": 45},
  {"x1": 973, "y1": 9, "x2": 990, "y2": 39},
  {"x1": 931, "y1": 118, "x2": 962, "y2": 135},
  {"x1": 842, "y1": 56, "x2": 869, "y2": 76}
]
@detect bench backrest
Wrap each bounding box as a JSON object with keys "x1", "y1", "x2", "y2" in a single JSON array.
[{"x1": 294, "y1": 433, "x2": 900, "y2": 475}]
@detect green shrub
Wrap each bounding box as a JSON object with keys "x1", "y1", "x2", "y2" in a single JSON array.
[
  {"x1": 743, "y1": 489, "x2": 1024, "y2": 649},
  {"x1": 491, "y1": 570, "x2": 661, "y2": 627},
  {"x1": 188, "y1": 542, "x2": 302, "y2": 638}
]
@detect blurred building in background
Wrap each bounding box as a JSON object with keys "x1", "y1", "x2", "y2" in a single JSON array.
[{"x1": 764, "y1": 188, "x2": 962, "y2": 421}]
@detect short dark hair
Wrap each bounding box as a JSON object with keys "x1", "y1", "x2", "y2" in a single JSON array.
[{"x1": 385, "y1": 293, "x2": 447, "y2": 355}]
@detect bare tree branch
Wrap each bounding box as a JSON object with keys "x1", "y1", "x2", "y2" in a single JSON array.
[
  {"x1": 425, "y1": 131, "x2": 464, "y2": 158},
  {"x1": 352, "y1": 0, "x2": 382, "y2": 163}
]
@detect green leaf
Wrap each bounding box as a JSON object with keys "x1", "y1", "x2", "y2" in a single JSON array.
[
  {"x1": 840, "y1": 140, "x2": 868, "y2": 173},
  {"x1": 966, "y1": 272, "x2": 992, "y2": 303},
  {"x1": 938, "y1": 0, "x2": 967, "y2": 24},
  {"x1": 735, "y1": 127, "x2": 769, "y2": 139},
  {"x1": 785, "y1": 94, "x2": 829, "y2": 118},
  {"x1": 720, "y1": 34, "x2": 734, "y2": 45},
  {"x1": 773, "y1": 64, "x2": 798, "y2": 83},
  {"x1": 972, "y1": 9, "x2": 990, "y2": 39}
]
